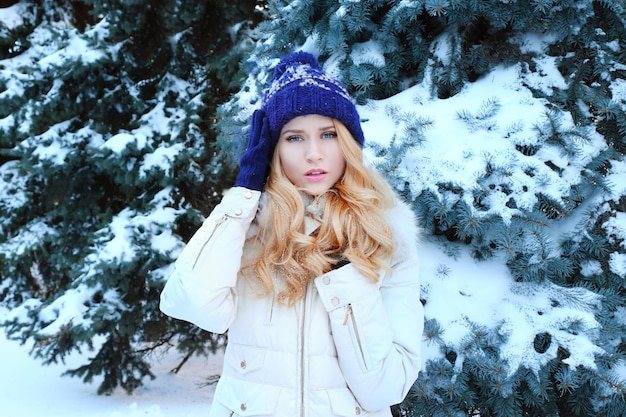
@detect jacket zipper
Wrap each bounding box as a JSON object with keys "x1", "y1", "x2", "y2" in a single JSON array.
[
  {"x1": 300, "y1": 316, "x2": 305, "y2": 417},
  {"x1": 299, "y1": 285, "x2": 309, "y2": 417},
  {"x1": 269, "y1": 295, "x2": 275, "y2": 323},
  {"x1": 344, "y1": 304, "x2": 368, "y2": 370},
  {"x1": 191, "y1": 215, "x2": 227, "y2": 269}
]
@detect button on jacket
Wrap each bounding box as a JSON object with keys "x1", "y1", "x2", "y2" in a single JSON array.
[{"x1": 160, "y1": 187, "x2": 424, "y2": 417}]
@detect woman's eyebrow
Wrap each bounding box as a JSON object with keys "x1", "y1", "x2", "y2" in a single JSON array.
[
  {"x1": 281, "y1": 125, "x2": 335, "y2": 136},
  {"x1": 280, "y1": 129, "x2": 304, "y2": 136}
]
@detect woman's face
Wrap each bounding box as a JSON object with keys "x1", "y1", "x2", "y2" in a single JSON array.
[{"x1": 277, "y1": 114, "x2": 346, "y2": 196}]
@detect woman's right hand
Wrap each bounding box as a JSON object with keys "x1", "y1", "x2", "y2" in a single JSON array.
[{"x1": 234, "y1": 109, "x2": 274, "y2": 191}]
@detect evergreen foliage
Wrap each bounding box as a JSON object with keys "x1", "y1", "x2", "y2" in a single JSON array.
[
  {"x1": 216, "y1": 0, "x2": 626, "y2": 415},
  {"x1": 0, "y1": 0, "x2": 256, "y2": 394}
]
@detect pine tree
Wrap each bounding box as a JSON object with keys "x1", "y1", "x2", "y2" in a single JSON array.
[
  {"x1": 216, "y1": 1, "x2": 626, "y2": 415},
  {"x1": 0, "y1": 0, "x2": 257, "y2": 394}
]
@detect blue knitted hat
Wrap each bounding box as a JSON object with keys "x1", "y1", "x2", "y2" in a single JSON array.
[{"x1": 262, "y1": 51, "x2": 364, "y2": 147}]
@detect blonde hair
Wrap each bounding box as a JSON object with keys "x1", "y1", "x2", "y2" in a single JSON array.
[{"x1": 245, "y1": 120, "x2": 396, "y2": 305}]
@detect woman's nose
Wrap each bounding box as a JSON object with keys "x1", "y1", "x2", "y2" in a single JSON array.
[{"x1": 305, "y1": 139, "x2": 323, "y2": 162}]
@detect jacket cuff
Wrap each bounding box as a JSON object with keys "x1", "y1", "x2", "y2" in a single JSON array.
[
  {"x1": 313, "y1": 265, "x2": 380, "y2": 312},
  {"x1": 218, "y1": 187, "x2": 261, "y2": 221}
]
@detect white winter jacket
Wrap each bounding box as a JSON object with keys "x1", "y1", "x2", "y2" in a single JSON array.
[{"x1": 160, "y1": 187, "x2": 424, "y2": 417}]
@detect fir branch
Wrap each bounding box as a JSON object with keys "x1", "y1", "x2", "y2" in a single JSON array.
[
  {"x1": 425, "y1": 0, "x2": 448, "y2": 17},
  {"x1": 423, "y1": 318, "x2": 446, "y2": 346},
  {"x1": 349, "y1": 64, "x2": 376, "y2": 92},
  {"x1": 535, "y1": 192, "x2": 571, "y2": 220}
]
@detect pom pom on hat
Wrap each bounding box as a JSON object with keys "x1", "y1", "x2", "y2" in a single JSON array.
[
  {"x1": 261, "y1": 51, "x2": 365, "y2": 147},
  {"x1": 271, "y1": 51, "x2": 320, "y2": 79}
]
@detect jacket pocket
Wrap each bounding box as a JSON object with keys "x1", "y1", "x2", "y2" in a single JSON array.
[
  {"x1": 213, "y1": 375, "x2": 281, "y2": 417},
  {"x1": 344, "y1": 304, "x2": 368, "y2": 371},
  {"x1": 327, "y1": 387, "x2": 369, "y2": 416},
  {"x1": 225, "y1": 343, "x2": 266, "y2": 375}
]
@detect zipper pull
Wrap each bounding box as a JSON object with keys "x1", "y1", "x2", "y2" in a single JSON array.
[{"x1": 343, "y1": 304, "x2": 352, "y2": 326}]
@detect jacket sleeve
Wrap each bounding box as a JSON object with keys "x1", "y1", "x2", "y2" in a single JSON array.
[
  {"x1": 313, "y1": 202, "x2": 423, "y2": 412},
  {"x1": 159, "y1": 187, "x2": 260, "y2": 334}
]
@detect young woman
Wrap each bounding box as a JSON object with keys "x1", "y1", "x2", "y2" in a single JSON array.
[{"x1": 160, "y1": 51, "x2": 424, "y2": 417}]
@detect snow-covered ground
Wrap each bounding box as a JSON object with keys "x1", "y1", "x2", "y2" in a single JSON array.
[{"x1": 0, "y1": 312, "x2": 221, "y2": 416}]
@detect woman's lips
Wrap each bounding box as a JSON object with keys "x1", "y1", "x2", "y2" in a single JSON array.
[{"x1": 305, "y1": 169, "x2": 327, "y2": 182}]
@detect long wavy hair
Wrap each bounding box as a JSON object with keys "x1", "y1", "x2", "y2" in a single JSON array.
[{"x1": 245, "y1": 119, "x2": 396, "y2": 305}]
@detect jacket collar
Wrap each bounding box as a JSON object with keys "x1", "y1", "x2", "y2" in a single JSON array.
[{"x1": 302, "y1": 192, "x2": 326, "y2": 236}]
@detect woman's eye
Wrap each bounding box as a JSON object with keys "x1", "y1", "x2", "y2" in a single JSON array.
[
  {"x1": 287, "y1": 135, "x2": 303, "y2": 142},
  {"x1": 322, "y1": 131, "x2": 337, "y2": 139}
]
